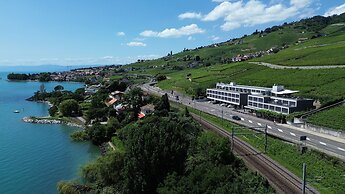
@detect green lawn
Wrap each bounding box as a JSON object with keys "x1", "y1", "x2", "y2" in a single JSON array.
[
  {"x1": 308, "y1": 105, "x2": 345, "y2": 131},
  {"x1": 172, "y1": 103, "x2": 345, "y2": 194}
]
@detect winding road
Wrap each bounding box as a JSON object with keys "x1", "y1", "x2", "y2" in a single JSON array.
[
  {"x1": 249, "y1": 62, "x2": 345, "y2": 69},
  {"x1": 141, "y1": 83, "x2": 345, "y2": 161}
]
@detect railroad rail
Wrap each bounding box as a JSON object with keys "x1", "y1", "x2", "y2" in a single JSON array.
[{"x1": 191, "y1": 113, "x2": 319, "y2": 194}]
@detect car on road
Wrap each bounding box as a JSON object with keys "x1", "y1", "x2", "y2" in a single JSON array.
[{"x1": 232, "y1": 115, "x2": 241, "y2": 121}]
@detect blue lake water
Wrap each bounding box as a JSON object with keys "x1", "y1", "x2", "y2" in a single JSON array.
[{"x1": 0, "y1": 72, "x2": 99, "y2": 194}]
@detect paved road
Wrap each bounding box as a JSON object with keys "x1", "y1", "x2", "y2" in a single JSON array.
[
  {"x1": 250, "y1": 62, "x2": 345, "y2": 69},
  {"x1": 141, "y1": 84, "x2": 345, "y2": 161}
]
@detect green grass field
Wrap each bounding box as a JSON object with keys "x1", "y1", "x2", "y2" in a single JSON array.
[
  {"x1": 308, "y1": 105, "x2": 345, "y2": 131},
  {"x1": 172, "y1": 103, "x2": 345, "y2": 194}
]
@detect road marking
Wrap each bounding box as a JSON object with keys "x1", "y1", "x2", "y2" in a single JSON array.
[
  {"x1": 249, "y1": 120, "x2": 253, "y2": 123},
  {"x1": 267, "y1": 125, "x2": 272, "y2": 129},
  {"x1": 306, "y1": 137, "x2": 311, "y2": 141},
  {"x1": 290, "y1": 132, "x2": 296, "y2": 137},
  {"x1": 257, "y1": 122, "x2": 262, "y2": 126},
  {"x1": 319, "y1": 142, "x2": 327, "y2": 146},
  {"x1": 337, "y1": 147, "x2": 345, "y2": 152},
  {"x1": 277, "y1": 129, "x2": 283, "y2": 132},
  {"x1": 241, "y1": 118, "x2": 244, "y2": 121}
]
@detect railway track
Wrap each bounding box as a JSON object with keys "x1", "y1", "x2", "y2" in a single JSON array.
[{"x1": 191, "y1": 114, "x2": 319, "y2": 194}]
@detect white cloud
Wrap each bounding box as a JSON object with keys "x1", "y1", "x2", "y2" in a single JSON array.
[
  {"x1": 212, "y1": 0, "x2": 228, "y2": 2},
  {"x1": 116, "y1": 32, "x2": 125, "y2": 36},
  {"x1": 140, "y1": 30, "x2": 158, "y2": 37},
  {"x1": 324, "y1": 3, "x2": 345, "y2": 17},
  {"x1": 187, "y1": 36, "x2": 194, "y2": 41},
  {"x1": 127, "y1": 41, "x2": 146, "y2": 47},
  {"x1": 201, "y1": 0, "x2": 313, "y2": 31},
  {"x1": 178, "y1": 12, "x2": 202, "y2": 20},
  {"x1": 140, "y1": 24, "x2": 205, "y2": 38},
  {"x1": 102, "y1": 56, "x2": 114, "y2": 60},
  {"x1": 210, "y1": 35, "x2": 220, "y2": 41}
]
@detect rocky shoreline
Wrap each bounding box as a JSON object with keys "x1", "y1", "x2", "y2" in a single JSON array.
[{"x1": 22, "y1": 117, "x2": 84, "y2": 129}]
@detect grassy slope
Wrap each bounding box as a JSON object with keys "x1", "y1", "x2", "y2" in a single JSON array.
[
  {"x1": 173, "y1": 103, "x2": 345, "y2": 194},
  {"x1": 157, "y1": 62, "x2": 345, "y2": 104},
  {"x1": 252, "y1": 26, "x2": 345, "y2": 66},
  {"x1": 308, "y1": 105, "x2": 345, "y2": 131},
  {"x1": 129, "y1": 24, "x2": 316, "y2": 72}
]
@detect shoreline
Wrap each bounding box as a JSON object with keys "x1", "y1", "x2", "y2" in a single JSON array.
[{"x1": 22, "y1": 116, "x2": 85, "y2": 129}]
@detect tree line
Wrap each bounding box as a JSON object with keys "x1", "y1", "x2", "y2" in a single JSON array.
[{"x1": 58, "y1": 93, "x2": 273, "y2": 194}]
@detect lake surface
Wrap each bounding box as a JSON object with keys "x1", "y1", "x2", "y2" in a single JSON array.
[{"x1": 0, "y1": 72, "x2": 99, "y2": 194}]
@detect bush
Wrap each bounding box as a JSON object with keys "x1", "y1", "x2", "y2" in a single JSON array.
[
  {"x1": 156, "y1": 74, "x2": 167, "y2": 81},
  {"x1": 70, "y1": 130, "x2": 89, "y2": 141}
]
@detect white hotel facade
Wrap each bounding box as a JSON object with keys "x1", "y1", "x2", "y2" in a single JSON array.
[{"x1": 206, "y1": 82, "x2": 314, "y2": 115}]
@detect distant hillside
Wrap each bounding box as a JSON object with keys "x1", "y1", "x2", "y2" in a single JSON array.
[
  {"x1": 121, "y1": 13, "x2": 345, "y2": 106},
  {"x1": 0, "y1": 64, "x2": 105, "y2": 73},
  {"x1": 127, "y1": 13, "x2": 345, "y2": 72}
]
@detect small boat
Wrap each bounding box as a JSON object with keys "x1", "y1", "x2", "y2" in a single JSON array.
[{"x1": 14, "y1": 110, "x2": 20, "y2": 113}]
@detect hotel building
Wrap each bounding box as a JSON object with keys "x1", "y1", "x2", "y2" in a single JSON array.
[{"x1": 206, "y1": 82, "x2": 314, "y2": 114}]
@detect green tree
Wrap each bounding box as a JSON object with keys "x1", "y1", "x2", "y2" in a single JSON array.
[
  {"x1": 124, "y1": 87, "x2": 143, "y2": 121},
  {"x1": 87, "y1": 123, "x2": 108, "y2": 145},
  {"x1": 120, "y1": 116, "x2": 200, "y2": 193},
  {"x1": 155, "y1": 93, "x2": 170, "y2": 116},
  {"x1": 59, "y1": 99, "x2": 80, "y2": 117},
  {"x1": 48, "y1": 105, "x2": 58, "y2": 116},
  {"x1": 158, "y1": 133, "x2": 273, "y2": 194},
  {"x1": 38, "y1": 72, "x2": 51, "y2": 82},
  {"x1": 54, "y1": 85, "x2": 64, "y2": 92}
]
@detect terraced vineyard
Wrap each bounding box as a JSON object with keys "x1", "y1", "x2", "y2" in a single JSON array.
[
  {"x1": 308, "y1": 105, "x2": 345, "y2": 131},
  {"x1": 157, "y1": 62, "x2": 345, "y2": 104}
]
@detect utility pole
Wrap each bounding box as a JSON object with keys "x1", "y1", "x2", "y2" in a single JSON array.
[
  {"x1": 221, "y1": 107, "x2": 224, "y2": 125},
  {"x1": 231, "y1": 128, "x2": 234, "y2": 151},
  {"x1": 264, "y1": 125, "x2": 268, "y2": 153},
  {"x1": 302, "y1": 163, "x2": 306, "y2": 194}
]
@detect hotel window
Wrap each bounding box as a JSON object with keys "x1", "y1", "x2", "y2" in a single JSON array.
[
  {"x1": 249, "y1": 96, "x2": 253, "y2": 101},
  {"x1": 249, "y1": 102, "x2": 253, "y2": 106},
  {"x1": 276, "y1": 107, "x2": 282, "y2": 112},
  {"x1": 269, "y1": 106, "x2": 274, "y2": 110},
  {"x1": 236, "y1": 94, "x2": 239, "y2": 98},
  {"x1": 259, "y1": 103, "x2": 263, "y2": 108},
  {"x1": 258, "y1": 98, "x2": 263, "y2": 102},
  {"x1": 264, "y1": 105, "x2": 268, "y2": 109},
  {"x1": 253, "y1": 102, "x2": 258, "y2": 107},
  {"x1": 282, "y1": 108, "x2": 288, "y2": 113},
  {"x1": 290, "y1": 102, "x2": 296, "y2": 106}
]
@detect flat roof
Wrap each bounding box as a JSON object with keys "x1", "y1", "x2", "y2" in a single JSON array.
[
  {"x1": 271, "y1": 90, "x2": 298, "y2": 95},
  {"x1": 217, "y1": 83, "x2": 271, "y2": 91}
]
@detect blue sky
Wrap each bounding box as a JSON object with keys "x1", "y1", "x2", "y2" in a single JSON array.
[{"x1": 0, "y1": 0, "x2": 344, "y2": 66}]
